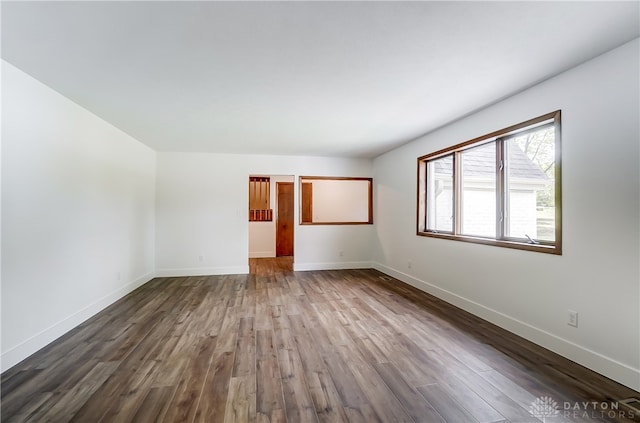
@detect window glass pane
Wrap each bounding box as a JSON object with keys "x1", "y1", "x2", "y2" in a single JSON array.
[
  {"x1": 506, "y1": 126, "x2": 555, "y2": 242},
  {"x1": 426, "y1": 155, "x2": 453, "y2": 232},
  {"x1": 461, "y1": 143, "x2": 496, "y2": 237}
]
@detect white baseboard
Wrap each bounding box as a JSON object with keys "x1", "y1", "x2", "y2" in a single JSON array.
[
  {"x1": 1, "y1": 271, "x2": 154, "y2": 373},
  {"x1": 155, "y1": 265, "x2": 249, "y2": 277},
  {"x1": 294, "y1": 261, "x2": 372, "y2": 271},
  {"x1": 372, "y1": 262, "x2": 640, "y2": 392},
  {"x1": 249, "y1": 251, "x2": 275, "y2": 258}
]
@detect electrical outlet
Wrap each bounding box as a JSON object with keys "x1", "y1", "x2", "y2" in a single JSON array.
[
  {"x1": 568, "y1": 310, "x2": 578, "y2": 327},
  {"x1": 407, "y1": 260, "x2": 412, "y2": 269},
  {"x1": 116, "y1": 271, "x2": 121, "y2": 281},
  {"x1": 339, "y1": 251, "x2": 344, "y2": 257},
  {"x1": 198, "y1": 255, "x2": 204, "y2": 262}
]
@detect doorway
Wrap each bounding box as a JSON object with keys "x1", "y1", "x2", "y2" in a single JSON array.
[{"x1": 248, "y1": 175, "x2": 294, "y2": 273}]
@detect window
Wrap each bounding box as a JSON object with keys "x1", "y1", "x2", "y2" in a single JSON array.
[
  {"x1": 299, "y1": 176, "x2": 373, "y2": 224},
  {"x1": 249, "y1": 176, "x2": 273, "y2": 221},
  {"x1": 417, "y1": 111, "x2": 561, "y2": 254}
]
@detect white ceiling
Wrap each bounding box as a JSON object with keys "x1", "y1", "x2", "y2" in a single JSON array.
[{"x1": 2, "y1": 1, "x2": 639, "y2": 158}]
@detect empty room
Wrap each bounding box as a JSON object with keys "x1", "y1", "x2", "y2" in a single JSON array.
[{"x1": 2, "y1": 1, "x2": 639, "y2": 422}]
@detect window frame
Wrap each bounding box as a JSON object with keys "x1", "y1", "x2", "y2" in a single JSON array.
[
  {"x1": 416, "y1": 110, "x2": 562, "y2": 255},
  {"x1": 298, "y1": 176, "x2": 373, "y2": 225}
]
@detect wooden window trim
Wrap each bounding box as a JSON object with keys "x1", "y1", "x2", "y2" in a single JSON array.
[
  {"x1": 417, "y1": 110, "x2": 562, "y2": 255},
  {"x1": 299, "y1": 176, "x2": 373, "y2": 225}
]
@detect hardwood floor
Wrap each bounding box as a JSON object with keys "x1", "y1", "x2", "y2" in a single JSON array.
[
  {"x1": 2, "y1": 262, "x2": 639, "y2": 422},
  {"x1": 249, "y1": 257, "x2": 293, "y2": 274}
]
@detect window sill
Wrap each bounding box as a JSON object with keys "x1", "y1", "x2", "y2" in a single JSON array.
[{"x1": 416, "y1": 231, "x2": 561, "y2": 255}]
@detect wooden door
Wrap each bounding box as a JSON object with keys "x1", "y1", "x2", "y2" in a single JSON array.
[{"x1": 276, "y1": 182, "x2": 294, "y2": 256}]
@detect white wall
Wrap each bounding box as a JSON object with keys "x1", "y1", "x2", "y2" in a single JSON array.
[
  {"x1": 249, "y1": 222, "x2": 276, "y2": 258},
  {"x1": 248, "y1": 175, "x2": 294, "y2": 258},
  {"x1": 156, "y1": 154, "x2": 373, "y2": 274},
  {"x1": 310, "y1": 179, "x2": 370, "y2": 223},
  {"x1": 372, "y1": 39, "x2": 640, "y2": 390},
  {"x1": 1, "y1": 61, "x2": 156, "y2": 371}
]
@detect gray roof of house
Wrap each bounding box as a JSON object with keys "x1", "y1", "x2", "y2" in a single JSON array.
[{"x1": 435, "y1": 144, "x2": 548, "y2": 180}]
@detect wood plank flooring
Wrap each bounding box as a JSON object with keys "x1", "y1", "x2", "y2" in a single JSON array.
[
  {"x1": 2, "y1": 260, "x2": 639, "y2": 422},
  {"x1": 249, "y1": 257, "x2": 293, "y2": 275}
]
